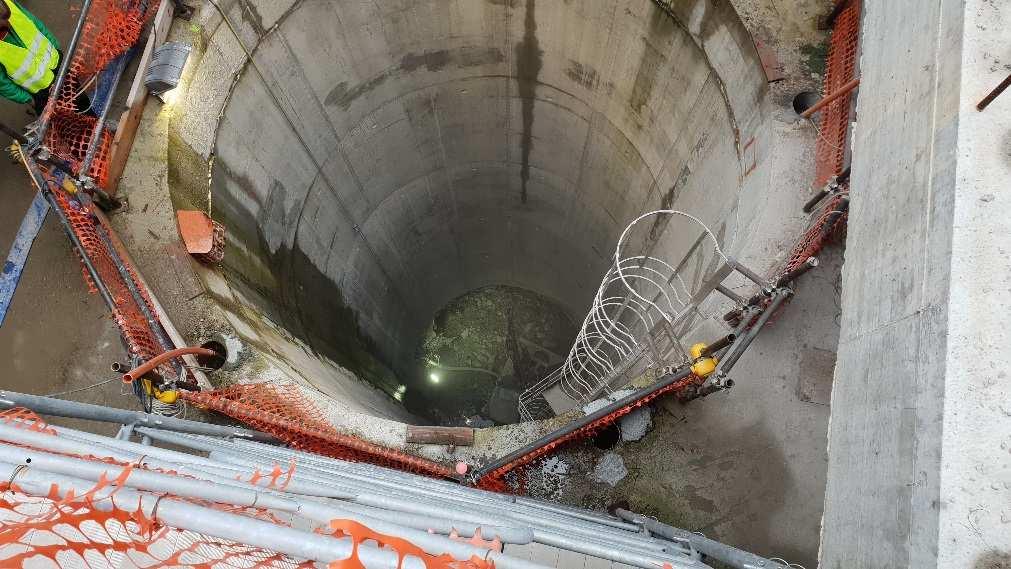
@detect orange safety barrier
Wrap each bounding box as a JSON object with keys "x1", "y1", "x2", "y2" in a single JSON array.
[
  {"x1": 28, "y1": 0, "x2": 181, "y2": 383},
  {"x1": 813, "y1": 0, "x2": 860, "y2": 188},
  {"x1": 48, "y1": 183, "x2": 177, "y2": 379},
  {"x1": 784, "y1": 0, "x2": 860, "y2": 273},
  {"x1": 42, "y1": 0, "x2": 161, "y2": 187},
  {"x1": 475, "y1": 373, "x2": 704, "y2": 493},
  {"x1": 0, "y1": 408, "x2": 493, "y2": 569},
  {"x1": 182, "y1": 382, "x2": 459, "y2": 480}
]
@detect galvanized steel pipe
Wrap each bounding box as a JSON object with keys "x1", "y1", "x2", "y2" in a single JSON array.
[{"x1": 0, "y1": 389, "x2": 273, "y2": 440}]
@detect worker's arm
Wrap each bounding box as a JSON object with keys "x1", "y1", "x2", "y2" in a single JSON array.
[
  {"x1": 0, "y1": 72, "x2": 32, "y2": 104},
  {"x1": 14, "y1": 1, "x2": 60, "y2": 51}
]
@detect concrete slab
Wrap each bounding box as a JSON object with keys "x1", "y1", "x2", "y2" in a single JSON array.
[{"x1": 821, "y1": 1, "x2": 1011, "y2": 567}]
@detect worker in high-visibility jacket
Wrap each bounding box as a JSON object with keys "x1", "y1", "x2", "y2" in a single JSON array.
[{"x1": 0, "y1": 0, "x2": 59, "y2": 115}]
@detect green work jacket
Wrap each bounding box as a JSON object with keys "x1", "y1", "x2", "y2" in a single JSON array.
[{"x1": 0, "y1": 0, "x2": 60, "y2": 104}]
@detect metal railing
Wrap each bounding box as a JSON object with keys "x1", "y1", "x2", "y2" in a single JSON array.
[
  {"x1": 0, "y1": 392, "x2": 735, "y2": 569},
  {"x1": 518, "y1": 211, "x2": 759, "y2": 421}
]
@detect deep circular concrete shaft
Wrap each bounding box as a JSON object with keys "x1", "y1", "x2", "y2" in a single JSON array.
[{"x1": 169, "y1": 0, "x2": 776, "y2": 413}]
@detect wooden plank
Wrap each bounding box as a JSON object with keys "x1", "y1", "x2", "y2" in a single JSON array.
[
  {"x1": 405, "y1": 426, "x2": 474, "y2": 446},
  {"x1": 105, "y1": 0, "x2": 175, "y2": 194},
  {"x1": 0, "y1": 192, "x2": 50, "y2": 326}
]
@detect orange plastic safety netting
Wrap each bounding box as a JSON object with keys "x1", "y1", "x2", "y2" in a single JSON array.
[
  {"x1": 784, "y1": 0, "x2": 860, "y2": 273},
  {"x1": 46, "y1": 179, "x2": 176, "y2": 380},
  {"x1": 182, "y1": 382, "x2": 458, "y2": 480},
  {"x1": 813, "y1": 0, "x2": 860, "y2": 188},
  {"x1": 42, "y1": 0, "x2": 160, "y2": 187},
  {"x1": 27, "y1": 0, "x2": 178, "y2": 383},
  {"x1": 474, "y1": 373, "x2": 703, "y2": 493},
  {"x1": 0, "y1": 408, "x2": 493, "y2": 569}
]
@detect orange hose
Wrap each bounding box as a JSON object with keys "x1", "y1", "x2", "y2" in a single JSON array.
[
  {"x1": 800, "y1": 77, "x2": 860, "y2": 118},
  {"x1": 122, "y1": 347, "x2": 216, "y2": 383}
]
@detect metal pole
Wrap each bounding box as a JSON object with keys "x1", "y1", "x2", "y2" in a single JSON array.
[
  {"x1": 977, "y1": 72, "x2": 1011, "y2": 111},
  {"x1": 802, "y1": 187, "x2": 831, "y2": 214},
  {"x1": 710, "y1": 289, "x2": 792, "y2": 383},
  {"x1": 514, "y1": 496, "x2": 639, "y2": 531},
  {"x1": 774, "y1": 256, "x2": 819, "y2": 287},
  {"x1": 0, "y1": 462, "x2": 425, "y2": 569},
  {"x1": 141, "y1": 432, "x2": 718, "y2": 569},
  {"x1": 206, "y1": 439, "x2": 674, "y2": 549},
  {"x1": 151, "y1": 432, "x2": 684, "y2": 554},
  {"x1": 725, "y1": 257, "x2": 767, "y2": 286},
  {"x1": 21, "y1": 157, "x2": 118, "y2": 311},
  {"x1": 0, "y1": 121, "x2": 28, "y2": 144},
  {"x1": 58, "y1": 426, "x2": 534, "y2": 547},
  {"x1": 0, "y1": 445, "x2": 543, "y2": 568},
  {"x1": 0, "y1": 389, "x2": 274, "y2": 441},
  {"x1": 79, "y1": 53, "x2": 130, "y2": 176},
  {"x1": 699, "y1": 333, "x2": 737, "y2": 358},
  {"x1": 0, "y1": 418, "x2": 716, "y2": 569},
  {"x1": 616, "y1": 509, "x2": 787, "y2": 569},
  {"x1": 714, "y1": 283, "x2": 745, "y2": 304},
  {"x1": 36, "y1": 0, "x2": 95, "y2": 143},
  {"x1": 800, "y1": 77, "x2": 860, "y2": 119},
  {"x1": 819, "y1": 196, "x2": 850, "y2": 239},
  {"x1": 142, "y1": 430, "x2": 694, "y2": 562},
  {"x1": 92, "y1": 224, "x2": 181, "y2": 374}
]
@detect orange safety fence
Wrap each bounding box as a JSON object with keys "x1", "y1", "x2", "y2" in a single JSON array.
[
  {"x1": 813, "y1": 0, "x2": 860, "y2": 188},
  {"x1": 0, "y1": 408, "x2": 494, "y2": 569},
  {"x1": 474, "y1": 373, "x2": 704, "y2": 493},
  {"x1": 42, "y1": 0, "x2": 161, "y2": 187},
  {"x1": 27, "y1": 0, "x2": 180, "y2": 383},
  {"x1": 48, "y1": 185, "x2": 175, "y2": 378},
  {"x1": 182, "y1": 382, "x2": 458, "y2": 480},
  {"x1": 784, "y1": 0, "x2": 860, "y2": 273}
]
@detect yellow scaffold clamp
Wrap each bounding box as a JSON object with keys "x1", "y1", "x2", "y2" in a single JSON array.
[
  {"x1": 141, "y1": 377, "x2": 179, "y2": 404},
  {"x1": 689, "y1": 342, "x2": 718, "y2": 378}
]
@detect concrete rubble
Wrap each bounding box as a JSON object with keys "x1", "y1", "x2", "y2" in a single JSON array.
[
  {"x1": 592, "y1": 453, "x2": 628, "y2": 487},
  {"x1": 619, "y1": 407, "x2": 652, "y2": 442}
]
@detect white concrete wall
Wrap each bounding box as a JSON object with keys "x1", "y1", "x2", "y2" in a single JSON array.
[
  {"x1": 169, "y1": 0, "x2": 788, "y2": 383},
  {"x1": 820, "y1": 1, "x2": 1011, "y2": 567}
]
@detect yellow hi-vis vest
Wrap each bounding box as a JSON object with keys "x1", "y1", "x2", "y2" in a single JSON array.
[{"x1": 0, "y1": 0, "x2": 57, "y2": 94}]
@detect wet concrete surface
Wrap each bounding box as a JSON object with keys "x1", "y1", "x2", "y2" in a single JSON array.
[{"x1": 0, "y1": 0, "x2": 134, "y2": 436}]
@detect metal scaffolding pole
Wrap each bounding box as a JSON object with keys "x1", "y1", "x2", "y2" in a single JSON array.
[
  {"x1": 0, "y1": 461, "x2": 423, "y2": 568},
  {"x1": 617, "y1": 509, "x2": 789, "y2": 569},
  {"x1": 0, "y1": 397, "x2": 788, "y2": 569},
  {"x1": 0, "y1": 389, "x2": 274, "y2": 441},
  {"x1": 134, "y1": 429, "x2": 702, "y2": 569}
]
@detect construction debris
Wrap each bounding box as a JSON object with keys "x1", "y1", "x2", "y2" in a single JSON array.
[
  {"x1": 619, "y1": 406, "x2": 652, "y2": 442},
  {"x1": 592, "y1": 452, "x2": 628, "y2": 487}
]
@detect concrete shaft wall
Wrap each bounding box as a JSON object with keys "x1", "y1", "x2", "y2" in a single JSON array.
[
  {"x1": 170, "y1": 0, "x2": 773, "y2": 379},
  {"x1": 820, "y1": 1, "x2": 1011, "y2": 567}
]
